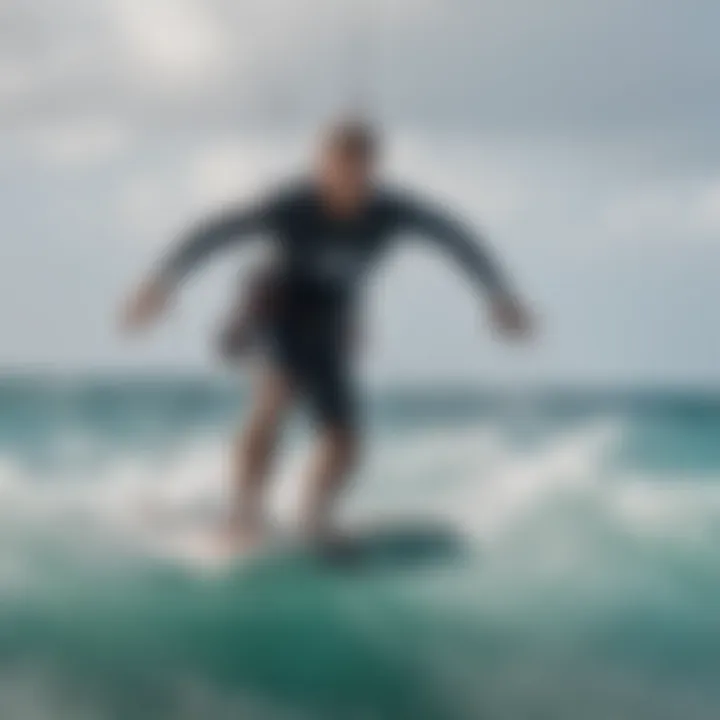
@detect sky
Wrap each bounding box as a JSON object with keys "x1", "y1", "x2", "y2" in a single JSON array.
[{"x1": 0, "y1": 0, "x2": 719, "y2": 384}]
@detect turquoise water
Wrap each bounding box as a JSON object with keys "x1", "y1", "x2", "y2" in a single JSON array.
[{"x1": 1, "y1": 377, "x2": 720, "y2": 719}]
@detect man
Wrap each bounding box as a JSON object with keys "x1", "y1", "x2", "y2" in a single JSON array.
[{"x1": 122, "y1": 119, "x2": 532, "y2": 552}]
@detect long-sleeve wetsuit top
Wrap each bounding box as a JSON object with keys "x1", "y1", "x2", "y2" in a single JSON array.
[
  {"x1": 156, "y1": 180, "x2": 512, "y2": 426},
  {"x1": 157, "y1": 180, "x2": 511, "y2": 316}
]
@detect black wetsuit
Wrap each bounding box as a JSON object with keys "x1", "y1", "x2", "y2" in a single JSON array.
[{"x1": 158, "y1": 181, "x2": 510, "y2": 429}]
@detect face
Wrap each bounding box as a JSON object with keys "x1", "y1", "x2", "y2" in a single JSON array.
[{"x1": 318, "y1": 143, "x2": 376, "y2": 210}]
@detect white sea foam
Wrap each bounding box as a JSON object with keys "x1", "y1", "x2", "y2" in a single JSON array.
[{"x1": 1, "y1": 421, "x2": 720, "y2": 578}]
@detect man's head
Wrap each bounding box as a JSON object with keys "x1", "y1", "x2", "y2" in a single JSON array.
[{"x1": 317, "y1": 118, "x2": 381, "y2": 211}]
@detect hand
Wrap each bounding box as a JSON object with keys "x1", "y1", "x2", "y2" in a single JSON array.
[
  {"x1": 488, "y1": 293, "x2": 534, "y2": 340},
  {"x1": 120, "y1": 278, "x2": 173, "y2": 334}
]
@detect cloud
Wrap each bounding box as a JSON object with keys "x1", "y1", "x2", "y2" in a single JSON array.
[
  {"x1": 187, "y1": 136, "x2": 308, "y2": 208},
  {"x1": 1, "y1": 0, "x2": 719, "y2": 379},
  {"x1": 602, "y1": 177, "x2": 720, "y2": 241},
  {"x1": 694, "y1": 182, "x2": 720, "y2": 234},
  {"x1": 0, "y1": 62, "x2": 29, "y2": 98},
  {"x1": 108, "y1": 0, "x2": 233, "y2": 90},
  {"x1": 1, "y1": 0, "x2": 717, "y2": 157},
  {"x1": 25, "y1": 116, "x2": 131, "y2": 167}
]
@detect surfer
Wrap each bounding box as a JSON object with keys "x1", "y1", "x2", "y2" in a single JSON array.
[{"x1": 121, "y1": 119, "x2": 532, "y2": 551}]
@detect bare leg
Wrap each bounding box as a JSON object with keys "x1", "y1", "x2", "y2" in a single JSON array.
[
  {"x1": 228, "y1": 369, "x2": 294, "y2": 547},
  {"x1": 300, "y1": 426, "x2": 359, "y2": 542}
]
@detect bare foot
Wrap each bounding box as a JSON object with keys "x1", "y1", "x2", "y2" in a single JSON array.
[{"x1": 213, "y1": 518, "x2": 267, "y2": 557}]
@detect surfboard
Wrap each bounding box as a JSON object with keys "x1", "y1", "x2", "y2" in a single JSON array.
[{"x1": 146, "y1": 518, "x2": 467, "y2": 572}]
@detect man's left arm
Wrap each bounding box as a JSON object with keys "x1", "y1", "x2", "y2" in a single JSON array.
[{"x1": 398, "y1": 197, "x2": 532, "y2": 338}]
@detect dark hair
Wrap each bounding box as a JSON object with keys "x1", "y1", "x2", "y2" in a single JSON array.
[{"x1": 325, "y1": 118, "x2": 380, "y2": 162}]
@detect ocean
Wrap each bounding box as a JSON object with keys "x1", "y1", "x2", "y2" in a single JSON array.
[{"x1": 0, "y1": 375, "x2": 719, "y2": 719}]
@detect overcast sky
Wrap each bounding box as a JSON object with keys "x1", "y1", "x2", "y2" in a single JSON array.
[{"x1": 1, "y1": 0, "x2": 719, "y2": 384}]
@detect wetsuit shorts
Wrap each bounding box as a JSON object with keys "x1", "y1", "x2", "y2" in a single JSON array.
[{"x1": 267, "y1": 305, "x2": 357, "y2": 431}]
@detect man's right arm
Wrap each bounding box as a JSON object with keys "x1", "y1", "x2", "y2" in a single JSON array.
[
  {"x1": 156, "y1": 203, "x2": 272, "y2": 288},
  {"x1": 121, "y1": 200, "x2": 275, "y2": 333}
]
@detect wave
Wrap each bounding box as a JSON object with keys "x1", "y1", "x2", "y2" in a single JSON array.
[
  {"x1": 1, "y1": 419, "x2": 720, "y2": 566},
  {"x1": 1, "y1": 420, "x2": 720, "y2": 719}
]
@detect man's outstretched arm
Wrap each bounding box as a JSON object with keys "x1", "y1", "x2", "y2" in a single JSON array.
[
  {"x1": 398, "y1": 197, "x2": 532, "y2": 337},
  {"x1": 120, "y1": 202, "x2": 271, "y2": 333}
]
